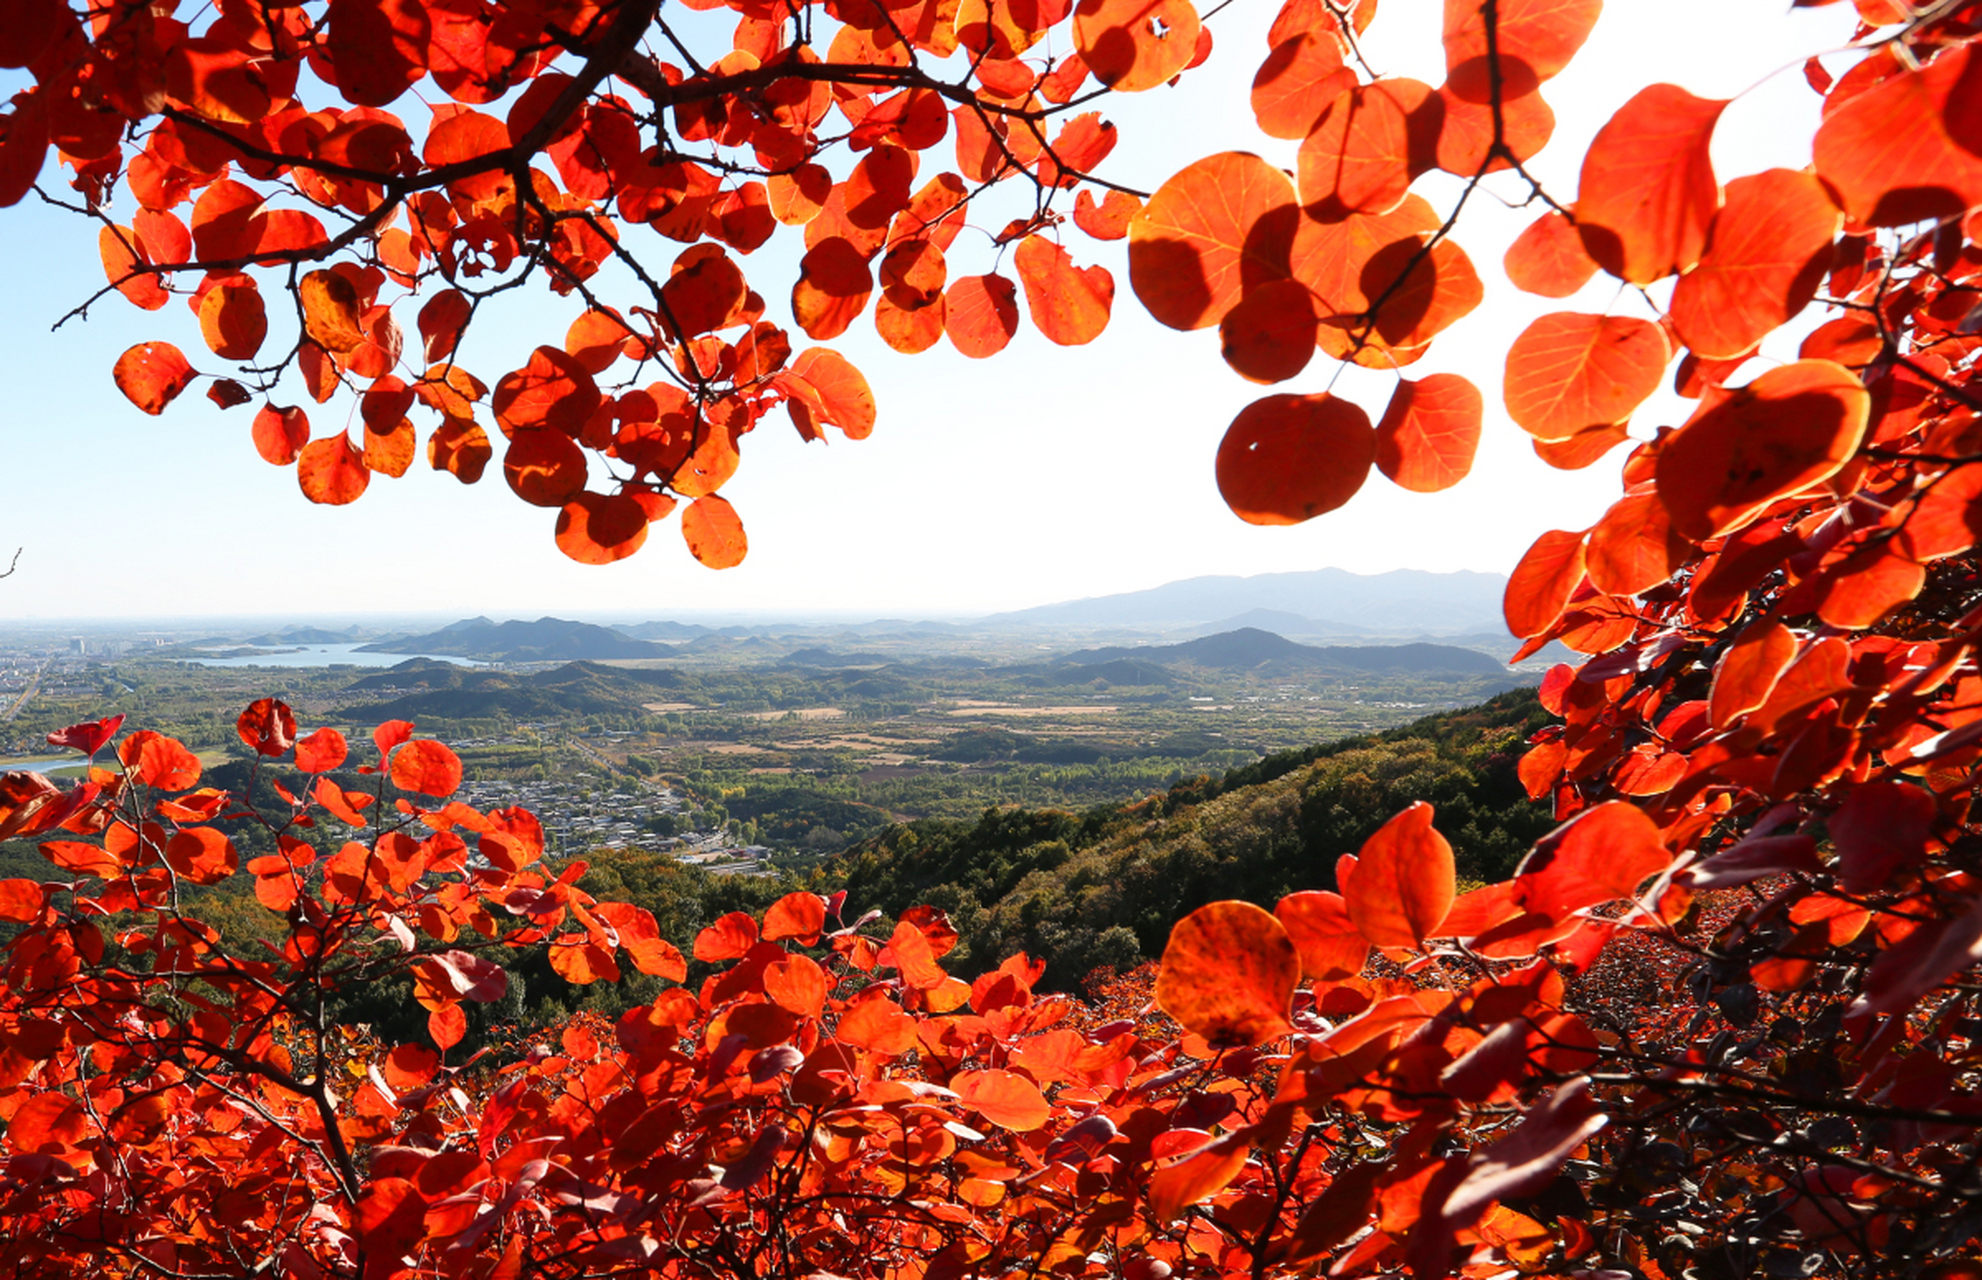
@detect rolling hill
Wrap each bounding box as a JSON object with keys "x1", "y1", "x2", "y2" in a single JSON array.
[
  {"x1": 985, "y1": 568, "x2": 1510, "y2": 634},
  {"x1": 1060, "y1": 628, "x2": 1513, "y2": 678},
  {"x1": 358, "y1": 617, "x2": 672, "y2": 661}
]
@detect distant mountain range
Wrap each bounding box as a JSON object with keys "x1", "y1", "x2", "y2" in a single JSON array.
[
  {"x1": 342, "y1": 660, "x2": 699, "y2": 720},
  {"x1": 1060, "y1": 629, "x2": 1512, "y2": 679},
  {"x1": 987, "y1": 568, "x2": 1508, "y2": 635},
  {"x1": 359, "y1": 617, "x2": 673, "y2": 662}
]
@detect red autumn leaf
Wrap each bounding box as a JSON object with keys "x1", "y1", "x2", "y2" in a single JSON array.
[
  {"x1": 1130, "y1": 152, "x2": 1296, "y2": 331},
  {"x1": 114, "y1": 342, "x2": 196, "y2": 416},
  {"x1": 1504, "y1": 528, "x2": 1587, "y2": 638},
  {"x1": 1515, "y1": 800, "x2": 1668, "y2": 921},
  {"x1": 121, "y1": 731, "x2": 203, "y2": 790},
  {"x1": 1574, "y1": 85, "x2": 1728, "y2": 284},
  {"x1": 1297, "y1": 80, "x2": 1422, "y2": 219},
  {"x1": 297, "y1": 434, "x2": 371, "y2": 506},
  {"x1": 326, "y1": 0, "x2": 430, "y2": 108},
  {"x1": 1584, "y1": 488, "x2": 1690, "y2": 597},
  {"x1": 592, "y1": 902, "x2": 688, "y2": 981},
  {"x1": 48, "y1": 715, "x2": 123, "y2": 757},
  {"x1": 555, "y1": 492, "x2": 650, "y2": 564},
  {"x1": 1813, "y1": 543, "x2": 1926, "y2": 628},
  {"x1": 389, "y1": 739, "x2": 462, "y2": 798},
  {"x1": 954, "y1": 1069, "x2": 1052, "y2": 1131},
  {"x1": 295, "y1": 727, "x2": 349, "y2": 774},
  {"x1": 1831, "y1": 780, "x2": 1937, "y2": 892},
  {"x1": 1442, "y1": 0, "x2": 1601, "y2": 96},
  {"x1": 1215, "y1": 393, "x2": 1374, "y2": 525},
  {"x1": 236, "y1": 698, "x2": 296, "y2": 757},
  {"x1": 1503, "y1": 313, "x2": 1668, "y2": 441},
  {"x1": 695, "y1": 910, "x2": 760, "y2": 962},
  {"x1": 1434, "y1": 83, "x2": 1556, "y2": 176},
  {"x1": 1073, "y1": 0, "x2": 1202, "y2": 92},
  {"x1": 1654, "y1": 360, "x2": 1871, "y2": 541},
  {"x1": 1148, "y1": 1130, "x2": 1255, "y2": 1222},
  {"x1": 503, "y1": 429, "x2": 587, "y2": 508},
  {"x1": 549, "y1": 936, "x2": 620, "y2": 985},
  {"x1": 198, "y1": 282, "x2": 267, "y2": 361},
  {"x1": 1670, "y1": 169, "x2": 1840, "y2": 360},
  {"x1": 1014, "y1": 236, "x2": 1113, "y2": 346},
  {"x1": 1813, "y1": 43, "x2": 1982, "y2": 227},
  {"x1": 299, "y1": 269, "x2": 365, "y2": 353},
  {"x1": 5, "y1": 1092, "x2": 86, "y2": 1155},
  {"x1": 1072, "y1": 188, "x2": 1142, "y2": 240},
  {"x1": 1218, "y1": 278, "x2": 1317, "y2": 383},
  {"x1": 429, "y1": 418, "x2": 492, "y2": 485},
  {"x1": 99, "y1": 225, "x2": 167, "y2": 310},
  {"x1": 428, "y1": 1003, "x2": 467, "y2": 1051},
  {"x1": 788, "y1": 348, "x2": 876, "y2": 440},
  {"x1": 1252, "y1": 31, "x2": 1356, "y2": 139},
  {"x1": 493, "y1": 346, "x2": 601, "y2": 437},
  {"x1": 792, "y1": 237, "x2": 874, "y2": 341},
  {"x1": 764, "y1": 953, "x2": 829, "y2": 1018},
  {"x1": 419, "y1": 289, "x2": 472, "y2": 363},
  {"x1": 1856, "y1": 895, "x2": 1982, "y2": 1018},
  {"x1": 1342, "y1": 801, "x2": 1455, "y2": 948},
  {"x1": 1374, "y1": 373, "x2": 1482, "y2": 493},
  {"x1": 1274, "y1": 889, "x2": 1370, "y2": 981},
  {"x1": 763, "y1": 891, "x2": 827, "y2": 944},
  {"x1": 1503, "y1": 209, "x2": 1599, "y2": 297},
  {"x1": 681, "y1": 495, "x2": 748, "y2": 569},
  {"x1": 945, "y1": 273, "x2": 1021, "y2": 357},
  {"x1": 251, "y1": 405, "x2": 310, "y2": 466},
  {"x1": 0, "y1": 879, "x2": 44, "y2": 922},
  {"x1": 660, "y1": 244, "x2": 748, "y2": 337},
  {"x1": 1154, "y1": 900, "x2": 1298, "y2": 1047},
  {"x1": 164, "y1": 827, "x2": 239, "y2": 886}
]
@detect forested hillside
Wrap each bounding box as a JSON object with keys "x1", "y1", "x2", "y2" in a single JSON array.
[{"x1": 818, "y1": 688, "x2": 1553, "y2": 988}]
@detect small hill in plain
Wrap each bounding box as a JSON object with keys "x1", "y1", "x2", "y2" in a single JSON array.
[
  {"x1": 340, "y1": 661, "x2": 699, "y2": 722},
  {"x1": 359, "y1": 617, "x2": 671, "y2": 662},
  {"x1": 1062, "y1": 628, "x2": 1512, "y2": 678}
]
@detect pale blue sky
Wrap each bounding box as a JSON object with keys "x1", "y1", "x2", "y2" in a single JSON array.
[{"x1": 0, "y1": 0, "x2": 1852, "y2": 620}]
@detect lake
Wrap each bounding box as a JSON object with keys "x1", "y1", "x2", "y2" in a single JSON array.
[{"x1": 177, "y1": 644, "x2": 488, "y2": 669}]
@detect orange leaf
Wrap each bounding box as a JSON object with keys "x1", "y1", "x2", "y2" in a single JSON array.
[
  {"x1": 549, "y1": 936, "x2": 620, "y2": 985},
  {"x1": 791, "y1": 237, "x2": 874, "y2": 340},
  {"x1": 121, "y1": 730, "x2": 203, "y2": 790},
  {"x1": 1072, "y1": 188, "x2": 1142, "y2": 240},
  {"x1": 1532, "y1": 421, "x2": 1629, "y2": 470},
  {"x1": 945, "y1": 273, "x2": 1021, "y2": 357},
  {"x1": 1515, "y1": 800, "x2": 1668, "y2": 920},
  {"x1": 1575, "y1": 85, "x2": 1727, "y2": 284},
  {"x1": 1297, "y1": 80, "x2": 1420, "y2": 219},
  {"x1": 764, "y1": 953, "x2": 829, "y2": 1018},
  {"x1": 1073, "y1": 0, "x2": 1201, "y2": 92},
  {"x1": 5, "y1": 1093, "x2": 86, "y2": 1155},
  {"x1": 1503, "y1": 528, "x2": 1587, "y2": 638},
  {"x1": 1433, "y1": 83, "x2": 1556, "y2": 176},
  {"x1": 1813, "y1": 543, "x2": 1925, "y2": 628},
  {"x1": 237, "y1": 698, "x2": 296, "y2": 757},
  {"x1": 694, "y1": 910, "x2": 759, "y2": 961},
  {"x1": 1154, "y1": 900, "x2": 1298, "y2": 1048},
  {"x1": 1252, "y1": 31, "x2": 1355, "y2": 140},
  {"x1": 1218, "y1": 279, "x2": 1317, "y2": 383},
  {"x1": 300, "y1": 269, "x2": 365, "y2": 353},
  {"x1": 1813, "y1": 44, "x2": 1982, "y2": 227},
  {"x1": 99, "y1": 225, "x2": 167, "y2": 310},
  {"x1": 326, "y1": 0, "x2": 429, "y2": 108},
  {"x1": 1130, "y1": 152, "x2": 1296, "y2": 331},
  {"x1": 835, "y1": 993, "x2": 918, "y2": 1054},
  {"x1": 503, "y1": 429, "x2": 586, "y2": 508},
  {"x1": 428, "y1": 1003, "x2": 467, "y2": 1051},
  {"x1": 0, "y1": 879, "x2": 44, "y2": 922},
  {"x1": 363, "y1": 417, "x2": 416, "y2": 478},
  {"x1": 252, "y1": 404, "x2": 310, "y2": 466},
  {"x1": 295, "y1": 727, "x2": 349, "y2": 773},
  {"x1": 1215, "y1": 393, "x2": 1373, "y2": 525},
  {"x1": 419, "y1": 289, "x2": 472, "y2": 363},
  {"x1": 493, "y1": 345, "x2": 601, "y2": 438},
  {"x1": 1585, "y1": 488, "x2": 1690, "y2": 597},
  {"x1": 660, "y1": 243, "x2": 748, "y2": 337},
  {"x1": 763, "y1": 890, "x2": 826, "y2": 944},
  {"x1": 298, "y1": 434, "x2": 371, "y2": 506},
  {"x1": 390, "y1": 739, "x2": 462, "y2": 798},
  {"x1": 954, "y1": 1068, "x2": 1052, "y2": 1131},
  {"x1": 682, "y1": 494, "x2": 748, "y2": 569},
  {"x1": 1503, "y1": 312, "x2": 1667, "y2": 441},
  {"x1": 788, "y1": 348, "x2": 875, "y2": 440},
  {"x1": 1374, "y1": 373, "x2": 1481, "y2": 492},
  {"x1": 1014, "y1": 236, "x2": 1113, "y2": 346},
  {"x1": 1274, "y1": 890, "x2": 1370, "y2": 981},
  {"x1": 114, "y1": 342, "x2": 196, "y2": 416},
  {"x1": 1148, "y1": 1130, "x2": 1254, "y2": 1222},
  {"x1": 592, "y1": 902, "x2": 687, "y2": 980},
  {"x1": 555, "y1": 492, "x2": 650, "y2": 564},
  {"x1": 1503, "y1": 210, "x2": 1598, "y2": 297},
  {"x1": 199, "y1": 282, "x2": 267, "y2": 360},
  {"x1": 1442, "y1": 0, "x2": 1600, "y2": 95},
  {"x1": 1669, "y1": 169, "x2": 1840, "y2": 360},
  {"x1": 1654, "y1": 359, "x2": 1870, "y2": 541},
  {"x1": 164, "y1": 827, "x2": 238, "y2": 886},
  {"x1": 1342, "y1": 802, "x2": 1454, "y2": 948}
]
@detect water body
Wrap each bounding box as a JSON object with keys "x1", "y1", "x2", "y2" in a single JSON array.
[
  {"x1": 0, "y1": 757, "x2": 93, "y2": 774},
  {"x1": 176, "y1": 644, "x2": 488, "y2": 670}
]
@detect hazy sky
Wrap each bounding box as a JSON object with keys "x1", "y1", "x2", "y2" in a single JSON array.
[{"x1": 0, "y1": 1, "x2": 1854, "y2": 621}]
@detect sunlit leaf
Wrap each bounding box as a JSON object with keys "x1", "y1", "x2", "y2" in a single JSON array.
[
  {"x1": 1374, "y1": 373, "x2": 1481, "y2": 493},
  {"x1": 1215, "y1": 393, "x2": 1374, "y2": 525},
  {"x1": 1669, "y1": 169, "x2": 1840, "y2": 360},
  {"x1": 1575, "y1": 85, "x2": 1727, "y2": 284},
  {"x1": 1503, "y1": 313, "x2": 1667, "y2": 441},
  {"x1": 1155, "y1": 900, "x2": 1298, "y2": 1047},
  {"x1": 1129, "y1": 152, "x2": 1297, "y2": 331}
]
